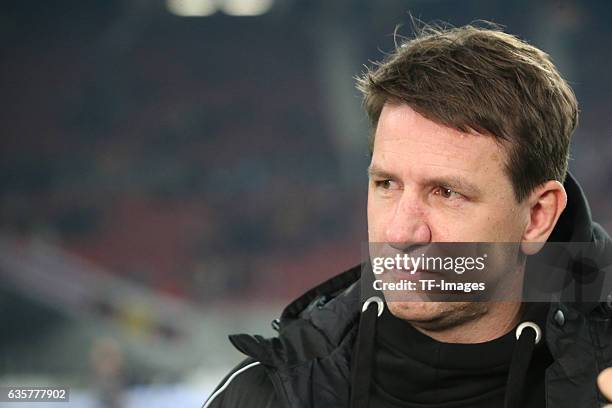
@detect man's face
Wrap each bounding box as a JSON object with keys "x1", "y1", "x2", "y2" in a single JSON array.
[{"x1": 367, "y1": 103, "x2": 529, "y2": 329}]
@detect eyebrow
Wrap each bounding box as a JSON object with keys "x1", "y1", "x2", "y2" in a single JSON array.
[
  {"x1": 367, "y1": 164, "x2": 482, "y2": 197},
  {"x1": 367, "y1": 164, "x2": 397, "y2": 180}
]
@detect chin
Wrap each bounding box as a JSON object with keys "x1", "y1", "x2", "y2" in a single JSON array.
[{"x1": 386, "y1": 301, "x2": 487, "y2": 331}]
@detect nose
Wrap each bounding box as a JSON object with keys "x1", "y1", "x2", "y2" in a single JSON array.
[{"x1": 385, "y1": 192, "x2": 432, "y2": 250}]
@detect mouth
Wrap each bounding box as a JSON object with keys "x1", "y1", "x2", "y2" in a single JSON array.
[{"x1": 387, "y1": 268, "x2": 439, "y2": 279}]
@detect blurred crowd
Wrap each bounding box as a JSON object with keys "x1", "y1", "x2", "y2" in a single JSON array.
[
  {"x1": 0, "y1": 3, "x2": 365, "y2": 305},
  {"x1": 1, "y1": 0, "x2": 610, "y2": 308}
]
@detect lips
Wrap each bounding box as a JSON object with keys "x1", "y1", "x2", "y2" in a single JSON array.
[
  {"x1": 389, "y1": 267, "x2": 440, "y2": 275},
  {"x1": 386, "y1": 268, "x2": 440, "y2": 281}
]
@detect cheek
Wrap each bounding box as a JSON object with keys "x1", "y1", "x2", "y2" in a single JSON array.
[
  {"x1": 431, "y1": 206, "x2": 523, "y2": 242},
  {"x1": 367, "y1": 196, "x2": 382, "y2": 241},
  {"x1": 420, "y1": 207, "x2": 472, "y2": 241},
  {"x1": 480, "y1": 206, "x2": 526, "y2": 242},
  {"x1": 367, "y1": 192, "x2": 393, "y2": 241}
]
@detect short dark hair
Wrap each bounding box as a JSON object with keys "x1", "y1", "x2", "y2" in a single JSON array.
[{"x1": 356, "y1": 24, "x2": 578, "y2": 202}]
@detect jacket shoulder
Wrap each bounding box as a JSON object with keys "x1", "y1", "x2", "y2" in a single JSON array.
[{"x1": 203, "y1": 359, "x2": 281, "y2": 408}]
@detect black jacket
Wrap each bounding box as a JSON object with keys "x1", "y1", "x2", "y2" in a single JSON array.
[{"x1": 203, "y1": 174, "x2": 612, "y2": 408}]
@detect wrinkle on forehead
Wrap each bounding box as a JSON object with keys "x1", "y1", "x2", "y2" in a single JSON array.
[{"x1": 373, "y1": 104, "x2": 506, "y2": 174}]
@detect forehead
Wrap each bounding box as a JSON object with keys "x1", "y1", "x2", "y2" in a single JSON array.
[{"x1": 372, "y1": 103, "x2": 507, "y2": 179}]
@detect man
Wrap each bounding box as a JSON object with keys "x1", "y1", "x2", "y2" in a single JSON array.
[{"x1": 203, "y1": 25, "x2": 612, "y2": 407}]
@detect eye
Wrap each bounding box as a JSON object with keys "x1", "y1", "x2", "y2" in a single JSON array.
[
  {"x1": 373, "y1": 179, "x2": 402, "y2": 191},
  {"x1": 433, "y1": 186, "x2": 463, "y2": 200},
  {"x1": 375, "y1": 180, "x2": 393, "y2": 190}
]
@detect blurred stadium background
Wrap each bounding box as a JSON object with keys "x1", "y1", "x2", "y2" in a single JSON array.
[{"x1": 0, "y1": 0, "x2": 610, "y2": 406}]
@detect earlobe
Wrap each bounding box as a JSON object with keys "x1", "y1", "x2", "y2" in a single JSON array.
[{"x1": 520, "y1": 181, "x2": 567, "y2": 255}]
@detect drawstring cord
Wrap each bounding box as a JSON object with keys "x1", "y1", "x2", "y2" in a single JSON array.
[
  {"x1": 350, "y1": 296, "x2": 384, "y2": 408},
  {"x1": 504, "y1": 321, "x2": 542, "y2": 408}
]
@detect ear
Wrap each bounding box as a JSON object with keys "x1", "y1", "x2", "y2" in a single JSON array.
[{"x1": 520, "y1": 180, "x2": 567, "y2": 256}]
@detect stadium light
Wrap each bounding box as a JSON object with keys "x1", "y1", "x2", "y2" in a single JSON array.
[
  {"x1": 166, "y1": 0, "x2": 217, "y2": 17},
  {"x1": 221, "y1": 0, "x2": 273, "y2": 16}
]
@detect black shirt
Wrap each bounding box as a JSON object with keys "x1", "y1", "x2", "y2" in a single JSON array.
[{"x1": 370, "y1": 305, "x2": 552, "y2": 407}]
